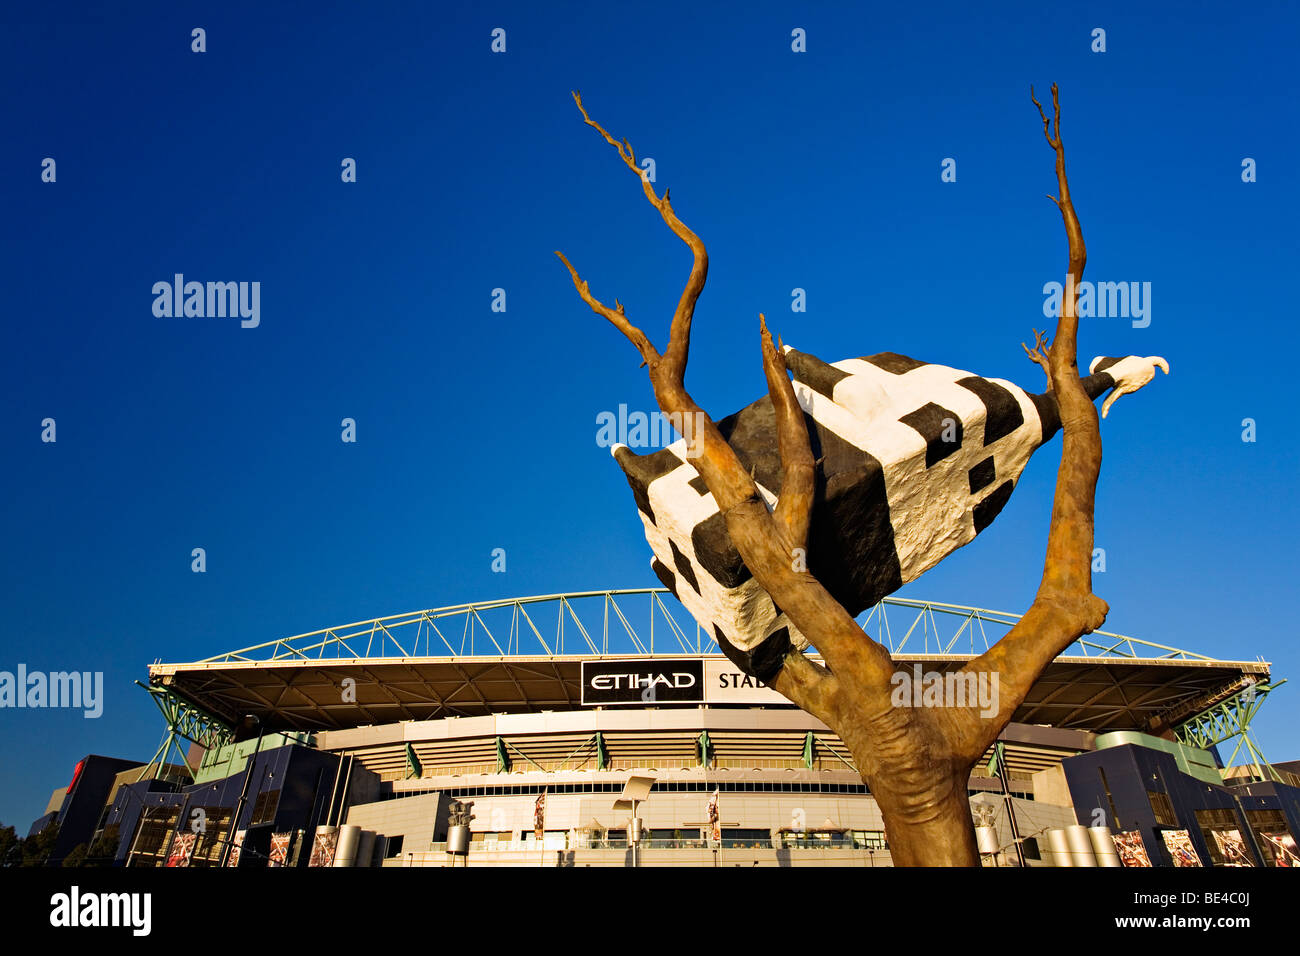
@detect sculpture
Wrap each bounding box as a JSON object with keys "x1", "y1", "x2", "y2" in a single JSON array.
[
  {"x1": 611, "y1": 349, "x2": 1166, "y2": 680},
  {"x1": 557, "y1": 84, "x2": 1165, "y2": 865}
]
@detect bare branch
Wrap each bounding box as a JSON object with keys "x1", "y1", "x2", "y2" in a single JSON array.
[
  {"x1": 570, "y1": 91, "x2": 707, "y2": 388},
  {"x1": 1030, "y1": 84, "x2": 1059, "y2": 149},
  {"x1": 554, "y1": 251, "x2": 659, "y2": 365},
  {"x1": 560, "y1": 94, "x2": 897, "y2": 690},
  {"x1": 760, "y1": 315, "x2": 815, "y2": 554},
  {"x1": 955, "y1": 84, "x2": 1107, "y2": 761},
  {"x1": 1021, "y1": 327, "x2": 1052, "y2": 386}
]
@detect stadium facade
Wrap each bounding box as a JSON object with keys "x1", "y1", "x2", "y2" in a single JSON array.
[{"x1": 28, "y1": 591, "x2": 1300, "y2": 868}]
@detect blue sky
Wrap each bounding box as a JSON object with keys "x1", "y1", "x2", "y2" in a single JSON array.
[{"x1": 2, "y1": 1, "x2": 1297, "y2": 826}]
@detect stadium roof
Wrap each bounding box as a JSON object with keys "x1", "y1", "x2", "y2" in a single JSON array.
[{"x1": 148, "y1": 590, "x2": 1270, "y2": 736}]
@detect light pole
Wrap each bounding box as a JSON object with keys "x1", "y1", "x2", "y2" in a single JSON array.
[{"x1": 613, "y1": 774, "x2": 655, "y2": 869}]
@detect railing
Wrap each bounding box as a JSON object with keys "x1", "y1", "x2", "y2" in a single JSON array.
[{"x1": 419, "y1": 839, "x2": 880, "y2": 853}]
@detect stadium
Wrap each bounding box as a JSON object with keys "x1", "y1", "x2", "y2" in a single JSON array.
[{"x1": 29, "y1": 589, "x2": 1300, "y2": 868}]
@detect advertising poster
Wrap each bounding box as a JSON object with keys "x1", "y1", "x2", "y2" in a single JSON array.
[
  {"x1": 1211, "y1": 829, "x2": 1254, "y2": 866},
  {"x1": 1161, "y1": 829, "x2": 1203, "y2": 867},
  {"x1": 534, "y1": 791, "x2": 546, "y2": 840},
  {"x1": 165, "y1": 832, "x2": 195, "y2": 868},
  {"x1": 309, "y1": 829, "x2": 338, "y2": 867},
  {"x1": 1261, "y1": 831, "x2": 1299, "y2": 867},
  {"x1": 225, "y1": 830, "x2": 245, "y2": 868},
  {"x1": 268, "y1": 831, "x2": 293, "y2": 867},
  {"x1": 1112, "y1": 831, "x2": 1152, "y2": 867}
]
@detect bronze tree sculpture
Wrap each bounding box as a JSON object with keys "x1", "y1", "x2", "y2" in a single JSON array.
[{"x1": 557, "y1": 85, "x2": 1165, "y2": 866}]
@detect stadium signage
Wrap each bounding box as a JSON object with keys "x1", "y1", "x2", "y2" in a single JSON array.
[
  {"x1": 582, "y1": 660, "x2": 704, "y2": 705},
  {"x1": 581, "y1": 659, "x2": 791, "y2": 706},
  {"x1": 705, "y1": 660, "x2": 786, "y2": 704}
]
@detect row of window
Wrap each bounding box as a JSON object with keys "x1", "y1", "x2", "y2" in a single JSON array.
[
  {"x1": 456, "y1": 828, "x2": 887, "y2": 851},
  {"x1": 385, "y1": 782, "x2": 1028, "y2": 801},
  {"x1": 384, "y1": 780, "x2": 874, "y2": 800}
]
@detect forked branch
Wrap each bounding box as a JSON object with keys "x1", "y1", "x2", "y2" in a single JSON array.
[
  {"x1": 956, "y1": 85, "x2": 1107, "y2": 759},
  {"x1": 760, "y1": 316, "x2": 815, "y2": 555},
  {"x1": 554, "y1": 251, "x2": 658, "y2": 366},
  {"x1": 557, "y1": 94, "x2": 898, "y2": 704},
  {"x1": 1021, "y1": 328, "x2": 1051, "y2": 385},
  {"x1": 566, "y1": 90, "x2": 707, "y2": 387}
]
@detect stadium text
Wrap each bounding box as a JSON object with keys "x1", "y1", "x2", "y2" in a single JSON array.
[{"x1": 589, "y1": 671, "x2": 698, "y2": 691}]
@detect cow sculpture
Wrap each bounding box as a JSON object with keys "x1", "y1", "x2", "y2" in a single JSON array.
[{"x1": 613, "y1": 348, "x2": 1167, "y2": 682}]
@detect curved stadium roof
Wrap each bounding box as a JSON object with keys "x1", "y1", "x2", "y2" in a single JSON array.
[{"x1": 147, "y1": 589, "x2": 1269, "y2": 736}]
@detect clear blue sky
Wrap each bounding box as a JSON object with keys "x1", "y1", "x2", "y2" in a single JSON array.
[{"x1": 2, "y1": 1, "x2": 1297, "y2": 826}]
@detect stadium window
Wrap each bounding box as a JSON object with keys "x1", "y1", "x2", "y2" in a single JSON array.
[
  {"x1": 851, "y1": 830, "x2": 886, "y2": 850},
  {"x1": 722, "y1": 829, "x2": 771, "y2": 849},
  {"x1": 1098, "y1": 768, "x2": 1121, "y2": 829},
  {"x1": 1021, "y1": 837, "x2": 1041, "y2": 861},
  {"x1": 1244, "y1": 809, "x2": 1293, "y2": 866},
  {"x1": 251, "y1": 789, "x2": 280, "y2": 826},
  {"x1": 188, "y1": 807, "x2": 232, "y2": 866},
  {"x1": 1147, "y1": 790, "x2": 1178, "y2": 828},
  {"x1": 385, "y1": 835, "x2": 404, "y2": 858},
  {"x1": 128, "y1": 806, "x2": 183, "y2": 867},
  {"x1": 1194, "y1": 808, "x2": 1255, "y2": 866}
]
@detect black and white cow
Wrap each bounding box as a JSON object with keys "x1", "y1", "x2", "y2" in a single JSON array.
[{"x1": 612, "y1": 347, "x2": 1168, "y2": 682}]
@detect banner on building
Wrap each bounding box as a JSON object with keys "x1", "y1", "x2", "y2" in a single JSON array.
[
  {"x1": 703, "y1": 661, "x2": 785, "y2": 705},
  {"x1": 1211, "y1": 829, "x2": 1254, "y2": 866},
  {"x1": 1112, "y1": 831, "x2": 1152, "y2": 867},
  {"x1": 581, "y1": 660, "x2": 704, "y2": 705},
  {"x1": 165, "y1": 832, "x2": 195, "y2": 868},
  {"x1": 268, "y1": 831, "x2": 293, "y2": 867},
  {"x1": 581, "y1": 658, "x2": 790, "y2": 706},
  {"x1": 309, "y1": 829, "x2": 338, "y2": 867},
  {"x1": 1261, "y1": 830, "x2": 1299, "y2": 867},
  {"x1": 707, "y1": 789, "x2": 721, "y2": 843},
  {"x1": 225, "y1": 830, "x2": 246, "y2": 868},
  {"x1": 1161, "y1": 829, "x2": 1203, "y2": 867},
  {"x1": 534, "y1": 791, "x2": 546, "y2": 840}
]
